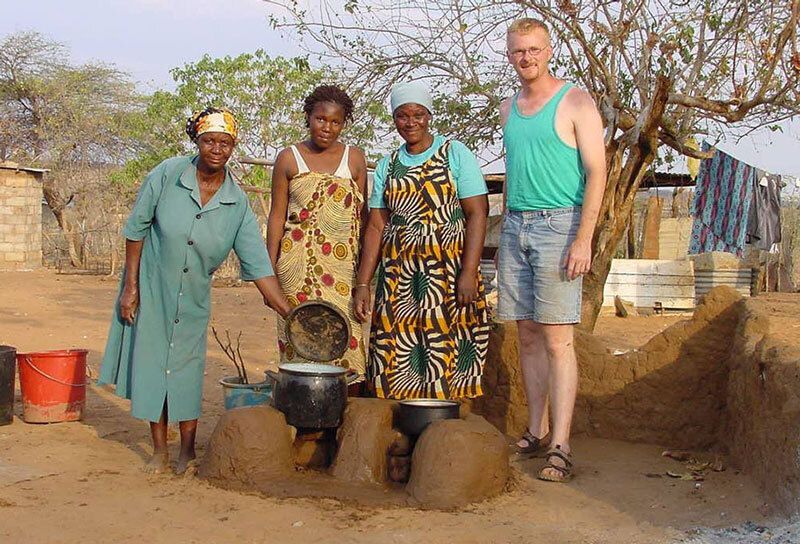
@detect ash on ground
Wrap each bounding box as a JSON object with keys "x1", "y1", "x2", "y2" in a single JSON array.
[{"x1": 680, "y1": 520, "x2": 800, "y2": 544}]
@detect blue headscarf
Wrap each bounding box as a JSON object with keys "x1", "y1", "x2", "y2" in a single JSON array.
[{"x1": 390, "y1": 81, "x2": 433, "y2": 114}]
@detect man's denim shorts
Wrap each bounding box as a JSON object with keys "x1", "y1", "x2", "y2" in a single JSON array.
[{"x1": 497, "y1": 207, "x2": 582, "y2": 324}]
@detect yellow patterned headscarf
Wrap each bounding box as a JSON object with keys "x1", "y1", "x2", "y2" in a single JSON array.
[{"x1": 185, "y1": 107, "x2": 239, "y2": 141}]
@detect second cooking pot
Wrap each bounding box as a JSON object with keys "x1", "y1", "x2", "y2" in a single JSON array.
[
  {"x1": 397, "y1": 399, "x2": 460, "y2": 436},
  {"x1": 266, "y1": 363, "x2": 358, "y2": 428}
]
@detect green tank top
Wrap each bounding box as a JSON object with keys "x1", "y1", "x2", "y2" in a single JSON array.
[{"x1": 504, "y1": 82, "x2": 585, "y2": 210}]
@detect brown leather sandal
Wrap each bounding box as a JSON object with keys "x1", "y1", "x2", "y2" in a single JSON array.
[
  {"x1": 538, "y1": 445, "x2": 573, "y2": 482},
  {"x1": 513, "y1": 430, "x2": 550, "y2": 457}
]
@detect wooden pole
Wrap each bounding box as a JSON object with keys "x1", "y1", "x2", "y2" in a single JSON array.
[{"x1": 627, "y1": 206, "x2": 636, "y2": 258}]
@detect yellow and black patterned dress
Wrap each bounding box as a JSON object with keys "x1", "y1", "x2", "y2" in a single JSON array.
[{"x1": 369, "y1": 141, "x2": 490, "y2": 399}]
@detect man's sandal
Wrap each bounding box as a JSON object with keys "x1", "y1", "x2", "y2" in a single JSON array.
[
  {"x1": 513, "y1": 430, "x2": 550, "y2": 457},
  {"x1": 538, "y1": 445, "x2": 573, "y2": 482}
]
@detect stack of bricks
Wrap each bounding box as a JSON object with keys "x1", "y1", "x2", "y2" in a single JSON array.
[{"x1": 0, "y1": 164, "x2": 44, "y2": 271}]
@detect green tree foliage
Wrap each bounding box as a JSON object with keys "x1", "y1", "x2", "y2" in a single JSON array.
[
  {"x1": 115, "y1": 50, "x2": 384, "y2": 186},
  {"x1": 0, "y1": 31, "x2": 140, "y2": 165}
]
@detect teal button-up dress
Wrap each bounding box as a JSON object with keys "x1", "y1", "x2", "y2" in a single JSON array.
[{"x1": 98, "y1": 155, "x2": 274, "y2": 423}]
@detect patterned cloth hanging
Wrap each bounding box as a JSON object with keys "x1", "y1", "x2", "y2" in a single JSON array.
[{"x1": 689, "y1": 143, "x2": 756, "y2": 257}]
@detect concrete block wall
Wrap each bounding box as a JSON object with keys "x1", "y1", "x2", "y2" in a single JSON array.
[{"x1": 0, "y1": 168, "x2": 43, "y2": 271}]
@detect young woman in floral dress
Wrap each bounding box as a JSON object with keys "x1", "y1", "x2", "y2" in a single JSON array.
[{"x1": 267, "y1": 85, "x2": 368, "y2": 374}]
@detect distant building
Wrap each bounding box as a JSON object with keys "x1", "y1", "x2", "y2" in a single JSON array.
[{"x1": 0, "y1": 162, "x2": 47, "y2": 271}]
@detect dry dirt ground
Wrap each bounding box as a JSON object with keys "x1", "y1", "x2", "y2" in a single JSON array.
[{"x1": 0, "y1": 270, "x2": 795, "y2": 544}]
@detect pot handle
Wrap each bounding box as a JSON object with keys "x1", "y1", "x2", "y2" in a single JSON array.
[
  {"x1": 345, "y1": 371, "x2": 360, "y2": 385},
  {"x1": 265, "y1": 370, "x2": 280, "y2": 384}
]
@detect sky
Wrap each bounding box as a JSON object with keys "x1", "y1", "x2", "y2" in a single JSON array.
[
  {"x1": 2, "y1": 0, "x2": 798, "y2": 178},
  {"x1": 0, "y1": 0, "x2": 293, "y2": 92}
]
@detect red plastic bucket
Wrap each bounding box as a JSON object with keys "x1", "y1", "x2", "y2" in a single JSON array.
[{"x1": 16, "y1": 349, "x2": 88, "y2": 423}]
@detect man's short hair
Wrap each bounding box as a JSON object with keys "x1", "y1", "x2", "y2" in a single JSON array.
[{"x1": 507, "y1": 18, "x2": 549, "y2": 37}]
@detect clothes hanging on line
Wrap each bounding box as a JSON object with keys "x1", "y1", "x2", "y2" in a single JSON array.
[
  {"x1": 746, "y1": 169, "x2": 782, "y2": 251},
  {"x1": 689, "y1": 143, "x2": 755, "y2": 257}
]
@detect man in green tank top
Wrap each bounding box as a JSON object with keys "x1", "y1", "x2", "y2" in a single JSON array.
[{"x1": 497, "y1": 18, "x2": 607, "y2": 482}]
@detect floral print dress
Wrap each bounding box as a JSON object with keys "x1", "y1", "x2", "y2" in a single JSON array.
[{"x1": 275, "y1": 145, "x2": 366, "y2": 373}]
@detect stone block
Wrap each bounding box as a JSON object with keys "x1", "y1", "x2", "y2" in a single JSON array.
[
  {"x1": 3, "y1": 234, "x2": 26, "y2": 245},
  {"x1": 4, "y1": 215, "x2": 24, "y2": 225},
  {"x1": 11, "y1": 224, "x2": 31, "y2": 234},
  {"x1": 691, "y1": 251, "x2": 746, "y2": 270},
  {"x1": 3, "y1": 175, "x2": 35, "y2": 188},
  {"x1": 0, "y1": 261, "x2": 23, "y2": 271},
  {"x1": 614, "y1": 295, "x2": 638, "y2": 317}
]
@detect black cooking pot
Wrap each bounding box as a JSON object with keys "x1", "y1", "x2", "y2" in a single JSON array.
[
  {"x1": 397, "y1": 399, "x2": 460, "y2": 436},
  {"x1": 266, "y1": 363, "x2": 359, "y2": 428}
]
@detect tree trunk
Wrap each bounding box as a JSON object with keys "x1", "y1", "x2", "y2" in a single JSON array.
[
  {"x1": 579, "y1": 75, "x2": 671, "y2": 331},
  {"x1": 580, "y1": 199, "x2": 634, "y2": 331},
  {"x1": 42, "y1": 182, "x2": 82, "y2": 268},
  {"x1": 57, "y1": 211, "x2": 83, "y2": 268}
]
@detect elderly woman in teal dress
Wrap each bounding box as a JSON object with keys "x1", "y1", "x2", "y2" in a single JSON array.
[{"x1": 98, "y1": 107, "x2": 290, "y2": 475}]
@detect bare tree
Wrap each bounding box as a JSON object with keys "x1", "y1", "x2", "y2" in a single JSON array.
[
  {"x1": 269, "y1": 0, "x2": 800, "y2": 330},
  {"x1": 0, "y1": 31, "x2": 142, "y2": 267}
]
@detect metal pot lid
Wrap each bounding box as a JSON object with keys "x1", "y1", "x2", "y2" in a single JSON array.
[
  {"x1": 278, "y1": 362, "x2": 347, "y2": 377},
  {"x1": 399, "y1": 399, "x2": 460, "y2": 408},
  {"x1": 284, "y1": 301, "x2": 351, "y2": 362}
]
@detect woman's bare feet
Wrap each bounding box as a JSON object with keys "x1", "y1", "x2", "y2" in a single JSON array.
[
  {"x1": 142, "y1": 451, "x2": 170, "y2": 474},
  {"x1": 175, "y1": 449, "x2": 196, "y2": 475},
  {"x1": 175, "y1": 419, "x2": 198, "y2": 475}
]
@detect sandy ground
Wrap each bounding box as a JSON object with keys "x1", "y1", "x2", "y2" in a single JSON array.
[{"x1": 0, "y1": 270, "x2": 794, "y2": 544}]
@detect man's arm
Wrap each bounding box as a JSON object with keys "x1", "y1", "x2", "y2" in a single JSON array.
[{"x1": 566, "y1": 90, "x2": 606, "y2": 280}]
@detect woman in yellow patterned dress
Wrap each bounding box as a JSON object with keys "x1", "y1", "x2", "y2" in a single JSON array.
[
  {"x1": 268, "y1": 85, "x2": 368, "y2": 373},
  {"x1": 354, "y1": 82, "x2": 490, "y2": 399}
]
